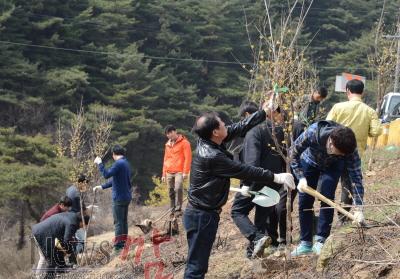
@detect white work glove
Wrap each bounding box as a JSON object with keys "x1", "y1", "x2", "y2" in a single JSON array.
[
  {"x1": 273, "y1": 173, "x2": 295, "y2": 190},
  {"x1": 296, "y1": 178, "x2": 308, "y2": 193},
  {"x1": 94, "y1": 156, "x2": 102, "y2": 165},
  {"x1": 93, "y1": 185, "x2": 103, "y2": 192},
  {"x1": 353, "y1": 207, "x2": 365, "y2": 225},
  {"x1": 240, "y1": 186, "x2": 252, "y2": 197}
]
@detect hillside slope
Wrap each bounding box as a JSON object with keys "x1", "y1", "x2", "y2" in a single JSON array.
[{"x1": 66, "y1": 148, "x2": 400, "y2": 279}]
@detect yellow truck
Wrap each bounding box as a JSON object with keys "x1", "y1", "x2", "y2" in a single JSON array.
[{"x1": 369, "y1": 93, "x2": 400, "y2": 147}]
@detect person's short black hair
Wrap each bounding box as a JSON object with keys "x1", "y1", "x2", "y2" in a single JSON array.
[
  {"x1": 77, "y1": 174, "x2": 89, "y2": 183},
  {"x1": 59, "y1": 196, "x2": 72, "y2": 207},
  {"x1": 238, "y1": 101, "x2": 258, "y2": 117},
  {"x1": 112, "y1": 144, "x2": 125, "y2": 156},
  {"x1": 317, "y1": 86, "x2": 328, "y2": 98},
  {"x1": 216, "y1": 111, "x2": 232, "y2": 125},
  {"x1": 330, "y1": 126, "x2": 357, "y2": 155},
  {"x1": 192, "y1": 112, "x2": 220, "y2": 140},
  {"x1": 76, "y1": 213, "x2": 90, "y2": 225},
  {"x1": 164, "y1": 125, "x2": 176, "y2": 134},
  {"x1": 346, "y1": 79, "x2": 364, "y2": 94}
]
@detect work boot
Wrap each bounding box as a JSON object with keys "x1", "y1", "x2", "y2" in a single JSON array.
[
  {"x1": 290, "y1": 242, "x2": 312, "y2": 257},
  {"x1": 251, "y1": 235, "x2": 272, "y2": 259}
]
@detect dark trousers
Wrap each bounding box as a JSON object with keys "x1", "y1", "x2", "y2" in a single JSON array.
[
  {"x1": 183, "y1": 205, "x2": 220, "y2": 279},
  {"x1": 112, "y1": 200, "x2": 130, "y2": 249},
  {"x1": 298, "y1": 159, "x2": 344, "y2": 243},
  {"x1": 338, "y1": 168, "x2": 353, "y2": 220},
  {"x1": 231, "y1": 192, "x2": 277, "y2": 243}
]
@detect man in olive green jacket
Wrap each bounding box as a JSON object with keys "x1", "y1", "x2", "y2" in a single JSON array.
[{"x1": 326, "y1": 79, "x2": 382, "y2": 223}]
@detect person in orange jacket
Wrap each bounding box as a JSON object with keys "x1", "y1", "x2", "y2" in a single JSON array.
[{"x1": 162, "y1": 125, "x2": 192, "y2": 214}]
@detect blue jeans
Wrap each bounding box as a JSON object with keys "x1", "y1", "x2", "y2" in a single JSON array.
[
  {"x1": 112, "y1": 200, "x2": 130, "y2": 249},
  {"x1": 183, "y1": 205, "x2": 220, "y2": 279},
  {"x1": 298, "y1": 159, "x2": 344, "y2": 244}
]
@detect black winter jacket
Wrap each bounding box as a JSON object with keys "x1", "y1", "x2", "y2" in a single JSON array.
[
  {"x1": 188, "y1": 110, "x2": 275, "y2": 210},
  {"x1": 242, "y1": 121, "x2": 286, "y2": 191}
]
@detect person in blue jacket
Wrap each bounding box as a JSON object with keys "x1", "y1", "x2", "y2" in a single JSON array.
[{"x1": 93, "y1": 145, "x2": 132, "y2": 254}]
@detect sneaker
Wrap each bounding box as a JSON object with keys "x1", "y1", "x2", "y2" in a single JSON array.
[
  {"x1": 312, "y1": 241, "x2": 324, "y2": 255},
  {"x1": 252, "y1": 236, "x2": 272, "y2": 258},
  {"x1": 290, "y1": 243, "x2": 312, "y2": 257}
]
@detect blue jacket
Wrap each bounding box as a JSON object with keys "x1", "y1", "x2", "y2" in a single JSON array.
[{"x1": 99, "y1": 157, "x2": 132, "y2": 201}]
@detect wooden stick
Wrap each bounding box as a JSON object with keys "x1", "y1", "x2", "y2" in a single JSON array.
[
  {"x1": 304, "y1": 203, "x2": 400, "y2": 211},
  {"x1": 302, "y1": 185, "x2": 357, "y2": 222}
]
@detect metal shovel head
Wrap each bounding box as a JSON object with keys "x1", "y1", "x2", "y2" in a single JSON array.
[{"x1": 251, "y1": 186, "x2": 280, "y2": 207}]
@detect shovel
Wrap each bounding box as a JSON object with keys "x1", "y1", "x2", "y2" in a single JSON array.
[
  {"x1": 229, "y1": 186, "x2": 280, "y2": 207},
  {"x1": 302, "y1": 185, "x2": 359, "y2": 224}
]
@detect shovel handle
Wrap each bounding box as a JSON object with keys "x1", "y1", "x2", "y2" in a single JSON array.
[
  {"x1": 229, "y1": 187, "x2": 242, "y2": 193},
  {"x1": 302, "y1": 185, "x2": 357, "y2": 222},
  {"x1": 229, "y1": 187, "x2": 258, "y2": 195}
]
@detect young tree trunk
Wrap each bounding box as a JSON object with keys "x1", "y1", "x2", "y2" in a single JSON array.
[
  {"x1": 26, "y1": 199, "x2": 41, "y2": 223},
  {"x1": 285, "y1": 163, "x2": 292, "y2": 259},
  {"x1": 17, "y1": 202, "x2": 26, "y2": 250}
]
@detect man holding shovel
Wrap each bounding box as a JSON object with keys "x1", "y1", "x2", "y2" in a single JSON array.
[
  {"x1": 184, "y1": 104, "x2": 296, "y2": 279},
  {"x1": 290, "y1": 121, "x2": 365, "y2": 256}
]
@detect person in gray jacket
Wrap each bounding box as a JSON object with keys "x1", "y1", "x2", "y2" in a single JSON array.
[{"x1": 32, "y1": 212, "x2": 89, "y2": 279}]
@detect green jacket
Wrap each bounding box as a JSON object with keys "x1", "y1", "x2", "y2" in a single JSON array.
[{"x1": 326, "y1": 96, "x2": 382, "y2": 155}]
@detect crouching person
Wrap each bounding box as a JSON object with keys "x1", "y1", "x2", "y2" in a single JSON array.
[
  {"x1": 184, "y1": 106, "x2": 295, "y2": 279},
  {"x1": 32, "y1": 212, "x2": 90, "y2": 279},
  {"x1": 290, "y1": 120, "x2": 365, "y2": 256}
]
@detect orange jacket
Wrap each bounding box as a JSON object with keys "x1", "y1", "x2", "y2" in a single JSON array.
[{"x1": 162, "y1": 135, "x2": 192, "y2": 176}]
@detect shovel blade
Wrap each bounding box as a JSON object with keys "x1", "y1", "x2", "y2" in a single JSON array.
[{"x1": 251, "y1": 186, "x2": 280, "y2": 207}]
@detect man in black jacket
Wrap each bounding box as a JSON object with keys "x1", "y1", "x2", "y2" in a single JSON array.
[
  {"x1": 231, "y1": 107, "x2": 286, "y2": 259},
  {"x1": 32, "y1": 212, "x2": 89, "y2": 279},
  {"x1": 183, "y1": 108, "x2": 295, "y2": 279}
]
